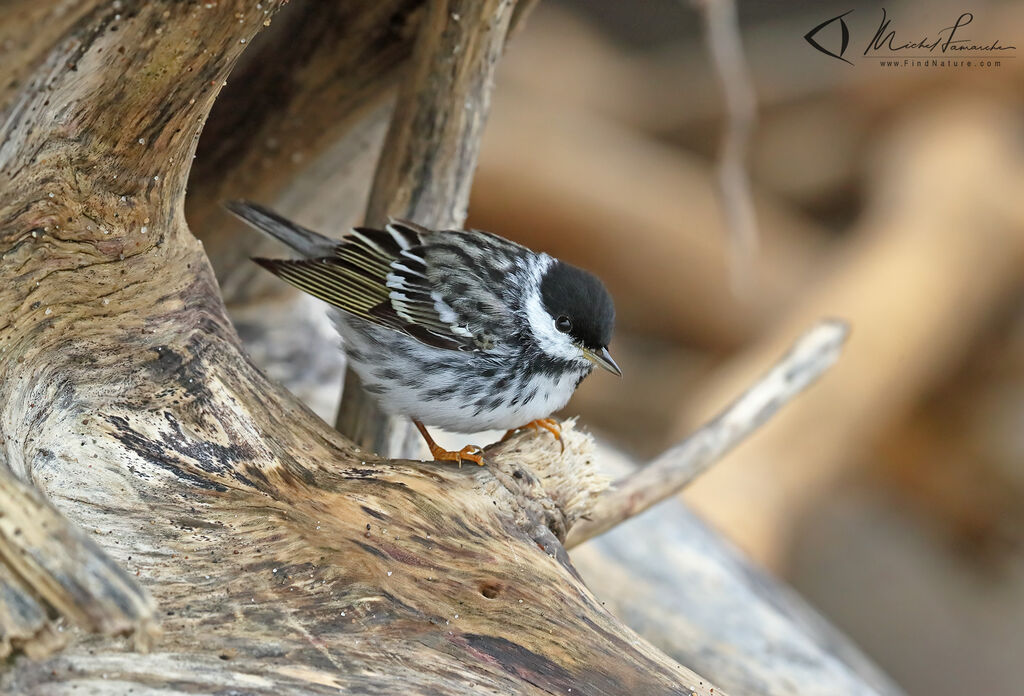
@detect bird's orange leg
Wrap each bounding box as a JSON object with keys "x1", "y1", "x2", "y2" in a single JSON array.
[
  {"x1": 502, "y1": 418, "x2": 564, "y2": 452},
  {"x1": 413, "y1": 420, "x2": 484, "y2": 467}
]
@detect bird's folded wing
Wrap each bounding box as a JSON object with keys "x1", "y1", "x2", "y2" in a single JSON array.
[{"x1": 254, "y1": 222, "x2": 481, "y2": 352}]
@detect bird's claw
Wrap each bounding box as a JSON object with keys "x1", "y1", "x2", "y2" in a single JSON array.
[
  {"x1": 428, "y1": 443, "x2": 485, "y2": 467},
  {"x1": 413, "y1": 420, "x2": 485, "y2": 466},
  {"x1": 502, "y1": 418, "x2": 564, "y2": 453}
]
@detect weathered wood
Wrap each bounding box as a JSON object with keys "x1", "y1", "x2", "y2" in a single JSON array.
[
  {"x1": 0, "y1": 1, "x2": 721, "y2": 693},
  {"x1": 0, "y1": 465, "x2": 155, "y2": 659},
  {"x1": 336, "y1": 0, "x2": 518, "y2": 457},
  {"x1": 572, "y1": 491, "x2": 906, "y2": 696},
  {"x1": 186, "y1": 0, "x2": 422, "y2": 303},
  {"x1": 233, "y1": 282, "x2": 904, "y2": 696},
  {"x1": 566, "y1": 320, "x2": 847, "y2": 548}
]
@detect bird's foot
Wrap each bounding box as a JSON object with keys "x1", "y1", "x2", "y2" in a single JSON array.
[
  {"x1": 502, "y1": 418, "x2": 564, "y2": 452},
  {"x1": 412, "y1": 419, "x2": 485, "y2": 466},
  {"x1": 427, "y1": 443, "x2": 485, "y2": 467}
]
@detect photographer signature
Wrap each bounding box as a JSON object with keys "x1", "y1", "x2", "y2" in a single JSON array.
[
  {"x1": 805, "y1": 8, "x2": 1016, "y2": 64},
  {"x1": 865, "y1": 9, "x2": 1015, "y2": 55}
]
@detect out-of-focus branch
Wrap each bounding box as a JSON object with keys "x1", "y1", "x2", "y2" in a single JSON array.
[
  {"x1": 681, "y1": 99, "x2": 1024, "y2": 568},
  {"x1": 693, "y1": 0, "x2": 760, "y2": 296},
  {"x1": 509, "y1": 0, "x2": 541, "y2": 39},
  {"x1": 336, "y1": 0, "x2": 518, "y2": 456},
  {"x1": 565, "y1": 320, "x2": 848, "y2": 548}
]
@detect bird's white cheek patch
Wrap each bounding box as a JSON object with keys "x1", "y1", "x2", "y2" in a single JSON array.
[{"x1": 522, "y1": 285, "x2": 583, "y2": 364}]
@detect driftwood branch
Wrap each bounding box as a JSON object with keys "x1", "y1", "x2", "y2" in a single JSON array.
[
  {"x1": 336, "y1": 0, "x2": 517, "y2": 457},
  {"x1": 0, "y1": 466, "x2": 156, "y2": 658},
  {"x1": 573, "y1": 494, "x2": 906, "y2": 696},
  {"x1": 186, "y1": 0, "x2": 422, "y2": 303},
  {"x1": 0, "y1": 1, "x2": 722, "y2": 693},
  {"x1": 566, "y1": 319, "x2": 848, "y2": 548}
]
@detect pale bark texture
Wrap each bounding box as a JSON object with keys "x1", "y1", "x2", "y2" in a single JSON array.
[{"x1": 0, "y1": 1, "x2": 714, "y2": 693}]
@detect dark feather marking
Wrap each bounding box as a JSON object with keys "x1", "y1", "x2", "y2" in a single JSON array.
[
  {"x1": 404, "y1": 323, "x2": 466, "y2": 351},
  {"x1": 424, "y1": 385, "x2": 457, "y2": 400},
  {"x1": 350, "y1": 226, "x2": 405, "y2": 256}
]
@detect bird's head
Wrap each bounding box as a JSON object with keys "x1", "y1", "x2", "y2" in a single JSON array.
[{"x1": 529, "y1": 260, "x2": 621, "y2": 376}]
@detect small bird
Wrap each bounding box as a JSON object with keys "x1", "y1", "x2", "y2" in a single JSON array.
[{"x1": 227, "y1": 201, "x2": 620, "y2": 466}]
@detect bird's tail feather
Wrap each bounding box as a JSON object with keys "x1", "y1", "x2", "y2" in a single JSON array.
[{"x1": 224, "y1": 200, "x2": 337, "y2": 258}]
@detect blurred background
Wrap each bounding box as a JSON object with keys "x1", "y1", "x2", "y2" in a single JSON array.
[
  {"x1": 198, "y1": 1, "x2": 1024, "y2": 694},
  {"x1": 474, "y1": 2, "x2": 1024, "y2": 693}
]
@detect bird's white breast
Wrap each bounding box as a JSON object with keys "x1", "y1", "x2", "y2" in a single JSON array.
[{"x1": 333, "y1": 311, "x2": 587, "y2": 433}]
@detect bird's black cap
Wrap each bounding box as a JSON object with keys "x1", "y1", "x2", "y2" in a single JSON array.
[{"x1": 539, "y1": 261, "x2": 615, "y2": 349}]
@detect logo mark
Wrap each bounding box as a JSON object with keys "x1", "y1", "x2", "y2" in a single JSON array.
[{"x1": 805, "y1": 10, "x2": 854, "y2": 64}]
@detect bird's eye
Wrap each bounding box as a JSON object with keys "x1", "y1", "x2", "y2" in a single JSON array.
[{"x1": 555, "y1": 315, "x2": 572, "y2": 333}]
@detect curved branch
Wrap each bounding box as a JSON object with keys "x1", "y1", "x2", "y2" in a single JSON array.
[{"x1": 566, "y1": 320, "x2": 848, "y2": 548}]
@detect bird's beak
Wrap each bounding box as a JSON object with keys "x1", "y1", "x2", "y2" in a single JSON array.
[{"x1": 582, "y1": 346, "x2": 622, "y2": 376}]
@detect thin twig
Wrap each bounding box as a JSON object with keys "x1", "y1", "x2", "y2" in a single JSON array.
[
  {"x1": 693, "y1": 0, "x2": 760, "y2": 297},
  {"x1": 565, "y1": 319, "x2": 849, "y2": 548},
  {"x1": 509, "y1": 0, "x2": 542, "y2": 39}
]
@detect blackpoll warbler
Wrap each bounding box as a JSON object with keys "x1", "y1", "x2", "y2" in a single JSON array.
[{"x1": 227, "y1": 201, "x2": 620, "y2": 466}]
